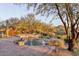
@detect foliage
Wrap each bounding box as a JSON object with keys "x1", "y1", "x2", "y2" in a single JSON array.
[
  {"x1": 0, "y1": 13, "x2": 56, "y2": 38},
  {"x1": 15, "y1": 14, "x2": 56, "y2": 36},
  {"x1": 73, "y1": 49, "x2": 79, "y2": 56},
  {"x1": 26, "y1": 3, "x2": 79, "y2": 51}
]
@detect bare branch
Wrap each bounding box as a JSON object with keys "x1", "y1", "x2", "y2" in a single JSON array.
[
  {"x1": 55, "y1": 3, "x2": 67, "y2": 34},
  {"x1": 73, "y1": 17, "x2": 79, "y2": 26}
]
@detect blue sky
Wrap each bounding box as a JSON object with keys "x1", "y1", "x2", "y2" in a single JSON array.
[{"x1": 0, "y1": 3, "x2": 62, "y2": 26}]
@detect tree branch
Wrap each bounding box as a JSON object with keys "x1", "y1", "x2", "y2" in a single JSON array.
[
  {"x1": 75, "y1": 32, "x2": 79, "y2": 40},
  {"x1": 55, "y1": 3, "x2": 67, "y2": 34},
  {"x1": 74, "y1": 22, "x2": 79, "y2": 40},
  {"x1": 73, "y1": 17, "x2": 79, "y2": 26}
]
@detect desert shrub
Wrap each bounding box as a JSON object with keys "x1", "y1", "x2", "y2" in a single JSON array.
[
  {"x1": 40, "y1": 33, "x2": 51, "y2": 39},
  {"x1": 56, "y1": 31, "x2": 65, "y2": 35},
  {"x1": 64, "y1": 37, "x2": 69, "y2": 44},
  {"x1": 56, "y1": 35, "x2": 61, "y2": 39},
  {"x1": 41, "y1": 35, "x2": 51, "y2": 39},
  {"x1": 73, "y1": 49, "x2": 79, "y2": 56}
]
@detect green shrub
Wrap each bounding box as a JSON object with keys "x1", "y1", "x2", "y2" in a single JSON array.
[
  {"x1": 56, "y1": 35, "x2": 61, "y2": 39},
  {"x1": 73, "y1": 49, "x2": 79, "y2": 56},
  {"x1": 64, "y1": 37, "x2": 69, "y2": 44}
]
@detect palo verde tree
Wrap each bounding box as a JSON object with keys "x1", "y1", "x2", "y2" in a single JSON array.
[{"x1": 27, "y1": 3, "x2": 79, "y2": 51}]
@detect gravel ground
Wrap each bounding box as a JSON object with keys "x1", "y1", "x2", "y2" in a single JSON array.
[{"x1": 0, "y1": 36, "x2": 49, "y2": 56}]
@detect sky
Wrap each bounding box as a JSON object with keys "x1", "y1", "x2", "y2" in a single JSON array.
[{"x1": 0, "y1": 3, "x2": 62, "y2": 26}]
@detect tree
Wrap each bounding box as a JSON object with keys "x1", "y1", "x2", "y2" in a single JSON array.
[
  {"x1": 14, "y1": 13, "x2": 55, "y2": 36},
  {"x1": 27, "y1": 3, "x2": 79, "y2": 51},
  {"x1": 55, "y1": 4, "x2": 79, "y2": 51}
]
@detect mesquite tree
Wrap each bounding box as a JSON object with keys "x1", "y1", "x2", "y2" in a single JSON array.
[
  {"x1": 27, "y1": 3, "x2": 79, "y2": 51},
  {"x1": 55, "y1": 4, "x2": 79, "y2": 51}
]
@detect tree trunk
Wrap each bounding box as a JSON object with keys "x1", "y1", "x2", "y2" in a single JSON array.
[
  {"x1": 68, "y1": 25, "x2": 76, "y2": 52},
  {"x1": 68, "y1": 39, "x2": 76, "y2": 51}
]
